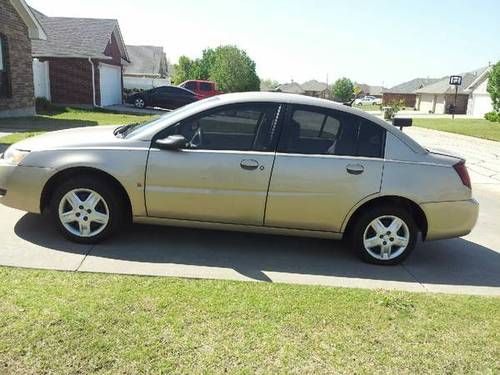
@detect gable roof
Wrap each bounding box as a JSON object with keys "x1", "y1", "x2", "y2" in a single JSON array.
[
  {"x1": 356, "y1": 83, "x2": 386, "y2": 96},
  {"x1": 30, "y1": 8, "x2": 128, "y2": 61},
  {"x1": 9, "y1": 0, "x2": 46, "y2": 39},
  {"x1": 124, "y1": 45, "x2": 167, "y2": 77},
  {"x1": 276, "y1": 82, "x2": 305, "y2": 94},
  {"x1": 384, "y1": 78, "x2": 441, "y2": 94},
  {"x1": 465, "y1": 66, "x2": 492, "y2": 92},
  {"x1": 416, "y1": 67, "x2": 489, "y2": 95},
  {"x1": 301, "y1": 80, "x2": 328, "y2": 92}
]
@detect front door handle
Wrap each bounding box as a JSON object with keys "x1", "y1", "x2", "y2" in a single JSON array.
[
  {"x1": 346, "y1": 164, "x2": 364, "y2": 175},
  {"x1": 240, "y1": 159, "x2": 259, "y2": 170}
]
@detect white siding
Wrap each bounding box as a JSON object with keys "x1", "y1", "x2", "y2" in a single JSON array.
[{"x1": 32, "y1": 58, "x2": 50, "y2": 100}]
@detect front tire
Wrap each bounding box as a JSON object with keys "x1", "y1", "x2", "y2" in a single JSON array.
[
  {"x1": 134, "y1": 97, "x2": 146, "y2": 109},
  {"x1": 350, "y1": 206, "x2": 417, "y2": 265},
  {"x1": 50, "y1": 177, "x2": 125, "y2": 244}
]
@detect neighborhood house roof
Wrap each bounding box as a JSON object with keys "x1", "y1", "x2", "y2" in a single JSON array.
[
  {"x1": 416, "y1": 67, "x2": 490, "y2": 95},
  {"x1": 30, "y1": 8, "x2": 128, "y2": 61},
  {"x1": 465, "y1": 66, "x2": 492, "y2": 92},
  {"x1": 301, "y1": 80, "x2": 328, "y2": 92},
  {"x1": 9, "y1": 0, "x2": 46, "y2": 40},
  {"x1": 356, "y1": 83, "x2": 386, "y2": 96},
  {"x1": 276, "y1": 82, "x2": 305, "y2": 94},
  {"x1": 384, "y1": 78, "x2": 440, "y2": 94},
  {"x1": 124, "y1": 45, "x2": 167, "y2": 77}
]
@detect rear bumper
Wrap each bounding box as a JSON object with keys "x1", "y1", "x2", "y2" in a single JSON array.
[{"x1": 421, "y1": 198, "x2": 479, "y2": 240}]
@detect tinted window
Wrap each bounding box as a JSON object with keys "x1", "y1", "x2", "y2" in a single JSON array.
[
  {"x1": 200, "y1": 82, "x2": 212, "y2": 91},
  {"x1": 279, "y1": 106, "x2": 384, "y2": 158},
  {"x1": 169, "y1": 104, "x2": 278, "y2": 151},
  {"x1": 184, "y1": 81, "x2": 197, "y2": 91}
]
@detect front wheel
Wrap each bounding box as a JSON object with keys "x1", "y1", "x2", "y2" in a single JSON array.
[
  {"x1": 350, "y1": 206, "x2": 418, "y2": 265},
  {"x1": 134, "y1": 97, "x2": 146, "y2": 109},
  {"x1": 50, "y1": 177, "x2": 125, "y2": 243}
]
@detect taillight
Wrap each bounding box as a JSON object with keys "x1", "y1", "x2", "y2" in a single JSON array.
[{"x1": 453, "y1": 161, "x2": 471, "y2": 189}]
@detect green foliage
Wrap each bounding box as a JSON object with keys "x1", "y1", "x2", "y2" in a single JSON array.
[
  {"x1": 331, "y1": 78, "x2": 354, "y2": 102},
  {"x1": 487, "y1": 61, "x2": 500, "y2": 112},
  {"x1": 171, "y1": 46, "x2": 260, "y2": 92},
  {"x1": 259, "y1": 78, "x2": 280, "y2": 91},
  {"x1": 383, "y1": 100, "x2": 405, "y2": 120},
  {"x1": 484, "y1": 111, "x2": 500, "y2": 123}
]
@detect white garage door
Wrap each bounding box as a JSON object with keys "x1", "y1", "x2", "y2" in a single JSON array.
[
  {"x1": 99, "y1": 63, "x2": 122, "y2": 106},
  {"x1": 472, "y1": 94, "x2": 493, "y2": 117}
]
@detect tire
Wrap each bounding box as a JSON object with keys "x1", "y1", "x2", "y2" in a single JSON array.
[
  {"x1": 350, "y1": 205, "x2": 418, "y2": 265},
  {"x1": 134, "y1": 97, "x2": 146, "y2": 109},
  {"x1": 49, "y1": 176, "x2": 125, "y2": 244}
]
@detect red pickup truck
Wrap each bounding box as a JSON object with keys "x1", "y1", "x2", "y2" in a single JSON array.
[{"x1": 179, "y1": 80, "x2": 222, "y2": 98}]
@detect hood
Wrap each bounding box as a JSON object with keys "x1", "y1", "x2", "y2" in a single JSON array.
[{"x1": 12, "y1": 126, "x2": 122, "y2": 152}]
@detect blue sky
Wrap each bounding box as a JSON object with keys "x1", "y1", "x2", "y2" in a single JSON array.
[{"x1": 28, "y1": 0, "x2": 500, "y2": 87}]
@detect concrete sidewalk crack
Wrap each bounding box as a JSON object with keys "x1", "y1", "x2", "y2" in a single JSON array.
[
  {"x1": 75, "y1": 244, "x2": 95, "y2": 272},
  {"x1": 401, "y1": 263, "x2": 429, "y2": 292}
]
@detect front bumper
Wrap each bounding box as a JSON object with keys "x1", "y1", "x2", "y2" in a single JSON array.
[
  {"x1": 421, "y1": 198, "x2": 479, "y2": 240},
  {"x1": 0, "y1": 161, "x2": 53, "y2": 214}
]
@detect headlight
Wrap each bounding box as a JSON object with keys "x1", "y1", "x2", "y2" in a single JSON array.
[{"x1": 1, "y1": 146, "x2": 30, "y2": 165}]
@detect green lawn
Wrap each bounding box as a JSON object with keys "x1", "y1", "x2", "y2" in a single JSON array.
[
  {"x1": 0, "y1": 267, "x2": 498, "y2": 373},
  {"x1": 353, "y1": 104, "x2": 382, "y2": 112},
  {"x1": 0, "y1": 107, "x2": 156, "y2": 145},
  {"x1": 413, "y1": 118, "x2": 500, "y2": 141}
]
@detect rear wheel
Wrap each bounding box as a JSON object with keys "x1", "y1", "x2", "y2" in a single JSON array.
[
  {"x1": 50, "y1": 177, "x2": 124, "y2": 243},
  {"x1": 350, "y1": 205, "x2": 417, "y2": 265}
]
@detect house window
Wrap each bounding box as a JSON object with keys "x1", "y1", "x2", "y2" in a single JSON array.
[{"x1": 0, "y1": 34, "x2": 11, "y2": 98}]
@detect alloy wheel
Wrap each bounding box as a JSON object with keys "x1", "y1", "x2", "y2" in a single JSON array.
[
  {"x1": 58, "y1": 188, "x2": 110, "y2": 238},
  {"x1": 362, "y1": 215, "x2": 410, "y2": 260},
  {"x1": 135, "y1": 98, "x2": 145, "y2": 108}
]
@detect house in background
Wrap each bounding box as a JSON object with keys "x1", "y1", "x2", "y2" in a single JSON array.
[
  {"x1": 275, "y1": 82, "x2": 305, "y2": 95},
  {"x1": 31, "y1": 8, "x2": 129, "y2": 107},
  {"x1": 301, "y1": 80, "x2": 330, "y2": 98},
  {"x1": 465, "y1": 66, "x2": 493, "y2": 117},
  {"x1": 0, "y1": 0, "x2": 46, "y2": 118},
  {"x1": 123, "y1": 45, "x2": 169, "y2": 90},
  {"x1": 415, "y1": 67, "x2": 488, "y2": 114},
  {"x1": 383, "y1": 78, "x2": 439, "y2": 108},
  {"x1": 355, "y1": 83, "x2": 385, "y2": 98}
]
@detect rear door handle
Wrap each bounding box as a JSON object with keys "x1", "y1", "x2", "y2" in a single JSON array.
[
  {"x1": 240, "y1": 159, "x2": 259, "y2": 170},
  {"x1": 346, "y1": 164, "x2": 364, "y2": 175}
]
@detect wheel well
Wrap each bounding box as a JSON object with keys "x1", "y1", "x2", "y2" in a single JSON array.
[
  {"x1": 344, "y1": 196, "x2": 428, "y2": 240},
  {"x1": 40, "y1": 167, "x2": 132, "y2": 221}
]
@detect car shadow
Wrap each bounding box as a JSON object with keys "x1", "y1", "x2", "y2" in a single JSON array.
[{"x1": 14, "y1": 213, "x2": 500, "y2": 288}]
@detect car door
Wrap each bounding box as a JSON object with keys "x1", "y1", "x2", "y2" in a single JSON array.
[
  {"x1": 145, "y1": 102, "x2": 282, "y2": 225},
  {"x1": 265, "y1": 105, "x2": 385, "y2": 232}
]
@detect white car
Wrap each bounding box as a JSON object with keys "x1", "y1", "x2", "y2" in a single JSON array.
[{"x1": 355, "y1": 96, "x2": 382, "y2": 106}]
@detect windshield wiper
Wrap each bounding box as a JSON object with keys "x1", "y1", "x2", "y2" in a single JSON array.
[{"x1": 114, "y1": 123, "x2": 141, "y2": 138}]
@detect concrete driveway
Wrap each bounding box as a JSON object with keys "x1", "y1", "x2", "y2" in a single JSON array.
[{"x1": 0, "y1": 128, "x2": 499, "y2": 296}]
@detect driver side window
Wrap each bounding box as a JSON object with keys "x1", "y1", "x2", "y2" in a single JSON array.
[{"x1": 171, "y1": 104, "x2": 279, "y2": 152}]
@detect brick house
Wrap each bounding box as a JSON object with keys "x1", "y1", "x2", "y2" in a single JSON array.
[
  {"x1": 30, "y1": 8, "x2": 129, "y2": 107},
  {"x1": 382, "y1": 78, "x2": 439, "y2": 108},
  {"x1": 0, "y1": 0, "x2": 46, "y2": 118}
]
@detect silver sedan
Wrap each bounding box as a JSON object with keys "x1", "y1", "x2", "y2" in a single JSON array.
[{"x1": 0, "y1": 93, "x2": 479, "y2": 265}]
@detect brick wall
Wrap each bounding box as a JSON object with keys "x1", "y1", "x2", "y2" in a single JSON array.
[{"x1": 0, "y1": 0, "x2": 35, "y2": 116}]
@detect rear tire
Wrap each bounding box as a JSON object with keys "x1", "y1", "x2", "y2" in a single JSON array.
[
  {"x1": 350, "y1": 205, "x2": 417, "y2": 265},
  {"x1": 50, "y1": 176, "x2": 125, "y2": 244}
]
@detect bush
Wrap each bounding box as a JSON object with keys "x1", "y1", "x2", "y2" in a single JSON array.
[
  {"x1": 35, "y1": 97, "x2": 61, "y2": 114},
  {"x1": 383, "y1": 100, "x2": 405, "y2": 120},
  {"x1": 484, "y1": 111, "x2": 500, "y2": 122}
]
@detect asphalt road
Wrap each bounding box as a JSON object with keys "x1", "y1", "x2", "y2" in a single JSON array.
[{"x1": 0, "y1": 128, "x2": 499, "y2": 295}]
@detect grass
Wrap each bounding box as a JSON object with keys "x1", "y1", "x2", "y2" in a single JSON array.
[
  {"x1": 353, "y1": 104, "x2": 382, "y2": 112},
  {"x1": 0, "y1": 267, "x2": 498, "y2": 374},
  {"x1": 413, "y1": 118, "x2": 500, "y2": 141},
  {"x1": 0, "y1": 107, "x2": 156, "y2": 145}
]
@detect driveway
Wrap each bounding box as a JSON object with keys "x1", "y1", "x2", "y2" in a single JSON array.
[{"x1": 0, "y1": 128, "x2": 499, "y2": 296}]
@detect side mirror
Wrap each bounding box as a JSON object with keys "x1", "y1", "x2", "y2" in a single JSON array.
[
  {"x1": 392, "y1": 118, "x2": 412, "y2": 131},
  {"x1": 155, "y1": 135, "x2": 187, "y2": 150}
]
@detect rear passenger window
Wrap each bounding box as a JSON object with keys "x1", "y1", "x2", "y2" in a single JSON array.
[
  {"x1": 279, "y1": 105, "x2": 384, "y2": 158},
  {"x1": 200, "y1": 82, "x2": 212, "y2": 91}
]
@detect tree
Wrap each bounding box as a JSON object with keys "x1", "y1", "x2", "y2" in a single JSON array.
[
  {"x1": 172, "y1": 56, "x2": 195, "y2": 85},
  {"x1": 487, "y1": 61, "x2": 500, "y2": 112},
  {"x1": 260, "y1": 79, "x2": 280, "y2": 91},
  {"x1": 171, "y1": 45, "x2": 260, "y2": 92},
  {"x1": 208, "y1": 46, "x2": 260, "y2": 92},
  {"x1": 332, "y1": 78, "x2": 354, "y2": 102}
]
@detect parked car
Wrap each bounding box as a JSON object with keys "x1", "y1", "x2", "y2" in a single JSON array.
[
  {"x1": 354, "y1": 96, "x2": 382, "y2": 106},
  {"x1": 126, "y1": 86, "x2": 199, "y2": 109},
  {"x1": 179, "y1": 80, "x2": 222, "y2": 98},
  {"x1": 0, "y1": 93, "x2": 478, "y2": 265}
]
